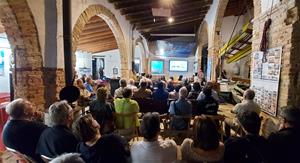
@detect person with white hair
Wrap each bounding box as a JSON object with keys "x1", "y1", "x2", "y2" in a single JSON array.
[
  {"x1": 2, "y1": 98, "x2": 47, "y2": 162},
  {"x1": 168, "y1": 87, "x2": 192, "y2": 130},
  {"x1": 114, "y1": 78, "x2": 127, "y2": 98},
  {"x1": 36, "y1": 101, "x2": 78, "y2": 159},
  {"x1": 127, "y1": 78, "x2": 137, "y2": 92},
  {"x1": 50, "y1": 153, "x2": 84, "y2": 163}
]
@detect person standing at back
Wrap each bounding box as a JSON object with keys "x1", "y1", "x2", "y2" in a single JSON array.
[
  {"x1": 36, "y1": 101, "x2": 79, "y2": 159},
  {"x1": 268, "y1": 106, "x2": 300, "y2": 163},
  {"x1": 3, "y1": 99, "x2": 47, "y2": 163}
]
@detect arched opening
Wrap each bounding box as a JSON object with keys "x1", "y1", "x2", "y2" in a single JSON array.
[
  {"x1": 133, "y1": 37, "x2": 148, "y2": 75},
  {"x1": 197, "y1": 21, "x2": 209, "y2": 79},
  {"x1": 72, "y1": 5, "x2": 129, "y2": 80},
  {"x1": 0, "y1": 0, "x2": 45, "y2": 109},
  {"x1": 217, "y1": 0, "x2": 254, "y2": 80}
]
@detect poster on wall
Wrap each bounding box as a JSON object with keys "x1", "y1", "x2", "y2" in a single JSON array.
[
  {"x1": 251, "y1": 47, "x2": 282, "y2": 117},
  {"x1": 78, "y1": 67, "x2": 92, "y2": 76},
  {"x1": 0, "y1": 50, "x2": 4, "y2": 76}
]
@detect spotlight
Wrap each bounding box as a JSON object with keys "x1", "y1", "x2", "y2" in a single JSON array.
[
  {"x1": 153, "y1": 18, "x2": 156, "y2": 23},
  {"x1": 168, "y1": 17, "x2": 174, "y2": 23}
]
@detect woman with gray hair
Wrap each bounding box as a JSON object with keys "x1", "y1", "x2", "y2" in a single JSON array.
[
  {"x1": 36, "y1": 101, "x2": 79, "y2": 159},
  {"x1": 50, "y1": 153, "x2": 84, "y2": 163}
]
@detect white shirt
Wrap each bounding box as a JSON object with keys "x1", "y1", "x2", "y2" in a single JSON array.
[
  {"x1": 232, "y1": 99, "x2": 261, "y2": 115},
  {"x1": 131, "y1": 139, "x2": 177, "y2": 163}
]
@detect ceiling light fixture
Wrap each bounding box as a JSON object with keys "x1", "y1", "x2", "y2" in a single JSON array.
[
  {"x1": 153, "y1": 18, "x2": 156, "y2": 23},
  {"x1": 168, "y1": 17, "x2": 174, "y2": 23}
]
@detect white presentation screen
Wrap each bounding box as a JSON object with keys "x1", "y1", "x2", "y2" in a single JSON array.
[{"x1": 169, "y1": 60, "x2": 188, "y2": 72}]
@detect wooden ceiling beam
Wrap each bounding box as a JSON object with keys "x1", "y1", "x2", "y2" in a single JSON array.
[
  {"x1": 79, "y1": 31, "x2": 114, "y2": 39},
  {"x1": 91, "y1": 47, "x2": 118, "y2": 54},
  {"x1": 78, "y1": 43, "x2": 117, "y2": 50},
  {"x1": 122, "y1": 1, "x2": 210, "y2": 16},
  {"x1": 78, "y1": 36, "x2": 116, "y2": 44},
  {"x1": 126, "y1": 5, "x2": 210, "y2": 21},
  {"x1": 80, "y1": 29, "x2": 112, "y2": 36},
  {"x1": 83, "y1": 23, "x2": 110, "y2": 31},
  {"x1": 134, "y1": 11, "x2": 207, "y2": 26},
  {"x1": 137, "y1": 15, "x2": 204, "y2": 31},
  {"x1": 78, "y1": 39, "x2": 117, "y2": 46}
]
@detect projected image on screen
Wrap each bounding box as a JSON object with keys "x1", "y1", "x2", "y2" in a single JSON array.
[
  {"x1": 151, "y1": 60, "x2": 164, "y2": 74},
  {"x1": 169, "y1": 60, "x2": 188, "y2": 72}
]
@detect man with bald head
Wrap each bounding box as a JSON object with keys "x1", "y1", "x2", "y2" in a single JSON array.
[
  {"x1": 225, "y1": 89, "x2": 261, "y2": 136},
  {"x1": 169, "y1": 87, "x2": 192, "y2": 130},
  {"x1": 3, "y1": 99, "x2": 47, "y2": 162},
  {"x1": 231, "y1": 89, "x2": 261, "y2": 115}
]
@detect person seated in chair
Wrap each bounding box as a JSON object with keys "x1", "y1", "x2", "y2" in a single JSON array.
[
  {"x1": 224, "y1": 89, "x2": 260, "y2": 137},
  {"x1": 36, "y1": 101, "x2": 79, "y2": 158},
  {"x1": 181, "y1": 116, "x2": 224, "y2": 163},
  {"x1": 197, "y1": 82, "x2": 219, "y2": 102},
  {"x1": 153, "y1": 81, "x2": 169, "y2": 102},
  {"x1": 114, "y1": 88, "x2": 140, "y2": 129},
  {"x1": 268, "y1": 106, "x2": 300, "y2": 163},
  {"x1": 74, "y1": 114, "x2": 128, "y2": 163},
  {"x1": 3, "y1": 99, "x2": 47, "y2": 163},
  {"x1": 114, "y1": 78, "x2": 127, "y2": 98},
  {"x1": 84, "y1": 77, "x2": 94, "y2": 93},
  {"x1": 224, "y1": 110, "x2": 270, "y2": 163},
  {"x1": 169, "y1": 84, "x2": 182, "y2": 100},
  {"x1": 169, "y1": 87, "x2": 192, "y2": 130},
  {"x1": 196, "y1": 86, "x2": 219, "y2": 115},
  {"x1": 89, "y1": 87, "x2": 115, "y2": 134},
  {"x1": 131, "y1": 112, "x2": 177, "y2": 163},
  {"x1": 187, "y1": 82, "x2": 202, "y2": 99},
  {"x1": 133, "y1": 80, "x2": 152, "y2": 99}
]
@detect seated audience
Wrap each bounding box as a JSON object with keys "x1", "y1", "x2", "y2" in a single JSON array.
[
  {"x1": 169, "y1": 87, "x2": 192, "y2": 130},
  {"x1": 224, "y1": 110, "x2": 270, "y2": 163},
  {"x1": 188, "y1": 82, "x2": 202, "y2": 99},
  {"x1": 131, "y1": 112, "x2": 177, "y2": 163},
  {"x1": 181, "y1": 116, "x2": 224, "y2": 163},
  {"x1": 36, "y1": 101, "x2": 79, "y2": 158},
  {"x1": 74, "y1": 114, "x2": 128, "y2": 163},
  {"x1": 3, "y1": 99, "x2": 47, "y2": 162},
  {"x1": 167, "y1": 79, "x2": 175, "y2": 92},
  {"x1": 169, "y1": 84, "x2": 182, "y2": 100},
  {"x1": 81, "y1": 74, "x2": 87, "y2": 83},
  {"x1": 268, "y1": 106, "x2": 300, "y2": 163},
  {"x1": 196, "y1": 86, "x2": 219, "y2": 115},
  {"x1": 146, "y1": 79, "x2": 154, "y2": 91},
  {"x1": 114, "y1": 88, "x2": 140, "y2": 129},
  {"x1": 114, "y1": 78, "x2": 127, "y2": 98},
  {"x1": 89, "y1": 87, "x2": 115, "y2": 134},
  {"x1": 153, "y1": 81, "x2": 169, "y2": 102},
  {"x1": 50, "y1": 153, "x2": 84, "y2": 163},
  {"x1": 133, "y1": 80, "x2": 152, "y2": 99},
  {"x1": 225, "y1": 89, "x2": 260, "y2": 136},
  {"x1": 84, "y1": 77, "x2": 94, "y2": 93},
  {"x1": 127, "y1": 79, "x2": 137, "y2": 91},
  {"x1": 197, "y1": 82, "x2": 219, "y2": 102}
]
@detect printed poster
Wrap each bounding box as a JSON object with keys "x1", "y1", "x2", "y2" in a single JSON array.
[{"x1": 251, "y1": 47, "x2": 282, "y2": 116}]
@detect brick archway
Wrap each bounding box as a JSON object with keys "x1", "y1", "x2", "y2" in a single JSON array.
[
  {"x1": 0, "y1": 0, "x2": 45, "y2": 110},
  {"x1": 73, "y1": 5, "x2": 129, "y2": 77}
]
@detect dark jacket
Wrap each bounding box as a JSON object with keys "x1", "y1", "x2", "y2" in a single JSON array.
[
  {"x1": 268, "y1": 127, "x2": 300, "y2": 163},
  {"x1": 224, "y1": 134, "x2": 270, "y2": 163},
  {"x1": 36, "y1": 125, "x2": 79, "y2": 158},
  {"x1": 3, "y1": 120, "x2": 47, "y2": 163},
  {"x1": 197, "y1": 96, "x2": 219, "y2": 115},
  {"x1": 89, "y1": 100, "x2": 115, "y2": 134},
  {"x1": 77, "y1": 134, "x2": 128, "y2": 163}
]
